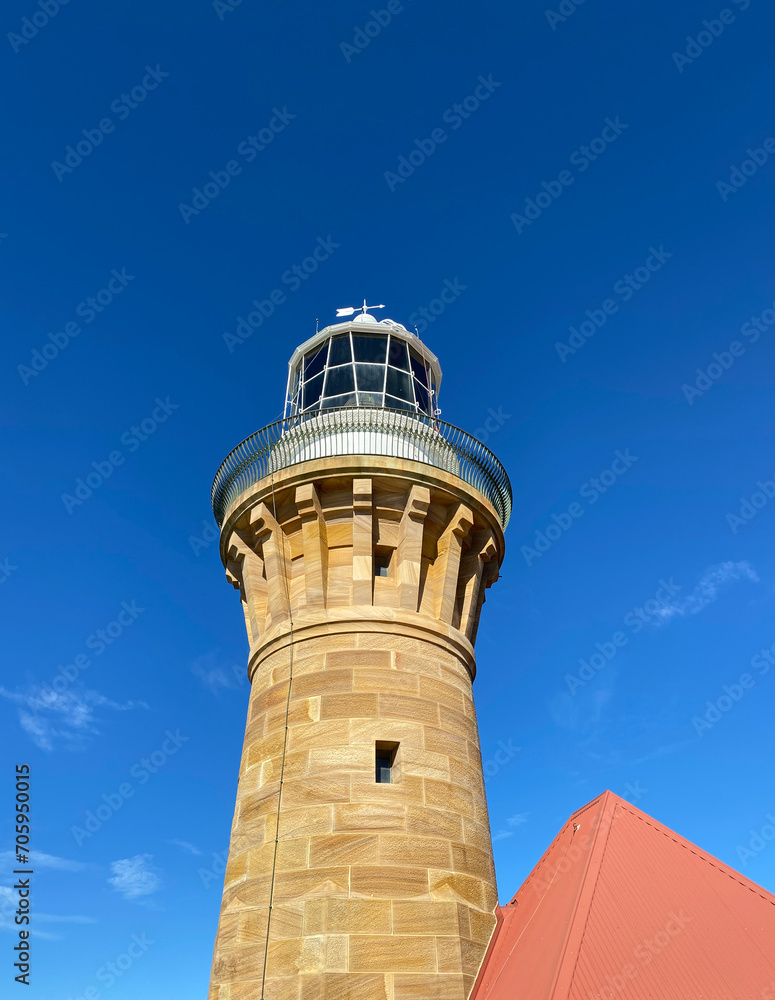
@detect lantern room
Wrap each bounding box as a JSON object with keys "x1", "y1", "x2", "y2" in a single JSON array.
[{"x1": 284, "y1": 310, "x2": 442, "y2": 418}]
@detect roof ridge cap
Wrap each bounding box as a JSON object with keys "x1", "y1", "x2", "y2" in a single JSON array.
[
  {"x1": 516, "y1": 793, "x2": 612, "y2": 896},
  {"x1": 546, "y1": 792, "x2": 619, "y2": 998}
]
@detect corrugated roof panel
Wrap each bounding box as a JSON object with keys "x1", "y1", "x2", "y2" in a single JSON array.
[{"x1": 471, "y1": 791, "x2": 775, "y2": 1000}]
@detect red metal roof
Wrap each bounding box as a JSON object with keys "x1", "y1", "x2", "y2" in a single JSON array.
[{"x1": 472, "y1": 791, "x2": 775, "y2": 999}]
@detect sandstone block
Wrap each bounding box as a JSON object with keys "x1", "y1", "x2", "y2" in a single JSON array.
[
  {"x1": 212, "y1": 943, "x2": 265, "y2": 981},
  {"x1": 242, "y1": 978, "x2": 299, "y2": 1000},
  {"x1": 451, "y1": 844, "x2": 495, "y2": 882},
  {"x1": 292, "y1": 669, "x2": 354, "y2": 700},
  {"x1": 399, "y1": 747, "x2": 450, "y2": 782},
  {"x1": 246, "y1": 729, "x2": 286, "y2": 769},
  {"x1": 282, "y1": 774, "x2": 351, "y2": 808},
  {"x1": 304, "y1": 898, "x2": 392, "y2": 936},
  {"x1": 253, "y1": 680, "x2": 294, "y2": 715},
  {"x1": 248, "y1": 838, "x2": 310, "y2": 876},
  {"x1": 261, "y1": 749, "x2": 310, "y2": 786},
  {"x1": 348, "y1": 720, "x2": 423, "y2": 750},
  {"x1": 264, "y1": 697, "x2": 321, "y2": 731},
  {"x1": 353, "y1": 667, "x2": 420, "y2": 695},
  {"x1": 462, "y1": 818, "x2": 493, "y2": 854},
  {"x1": 473, "y1": 798, "x2": 491, "y2": 827},
  {"x1": 239, "y1": 786, "x2": 282, "y2": 826},
  {"x1": 391, "y1": 900, "x2": 460, "y2": 936},
  {"x1": 418, "y1": 676, "x2": 466, "y2": 711},
  {"x1": 394, "y1": 974, "x2": 468, "y2": 999},
  {"x1": 276, "y1": 805, "x2": 334, "y2": 839},
  {"x1": 299, "y1": 973, "x2": 389, "y2": 1000},
  {"x1": 324, "y1": 934, "x2": 348, "y2": 972},
  {"x1": 214, "y1": 910, "x2": 241, "y2": 948},
  {"x1": 447, "y1": 759, "x2": 485, "y2": 801},
  {"x1": 354, "y1": 631, "x2": 413, "y2": 652},
  {"x1": 428, "y1": 870, "x2": 485, "y2": 910},
  {"x1": 349, "y1": 935, "x2": 436, "y2": 973},
  {"x1": 309, "y1": 833, "x2": 380, "y2": 867},
  {"x1": 378, "y1": 694, "x2": 438, "y2": 726},
  {"x1": 437, "y1": 705, "x2": 478, "y2": 744},
  {"x1": 295, "y1": 935, "x2": 325, "y2": 974},
  {"x1": 320, "y1": 693, "x2": 380, "y2": 720},
  {"x1": 268, "y1": 902, "x2": 305, "y2": 940},
  {"x1": 422, "y1": 727, "x2": 469, "y2": 761},
  {"x1": 334, "y1": 802, "x2": 407, "y2": 833},
  {"x1": 224, "y1": 851, "x2": 248, "y2": 888},
  {"x1": 350, "y1": 866, "x2": 429, "y2": 900},
  {"x1": 424, "y1": 779, "x2": 474, "y2": 820},
  {"x1": 468, "y1": 907, "x2": 497, "y2": 946},
  {"x1": 459, "y1": 937, "x2": 487, "y2": 978},
  {"x1": 308, "y1": 745, "x2": 372, "y2": 776},
  {"x1": 405, "y1": 806, "x2": 463, "y2": 841},
  {"x1": 435, "y1": 936, "x2": 462, "y2": 975},
  {"x1": 378, "y1": 835, "x2": 452, "y2": 869},
  {"x1": 327, "y1": 650, "x2": 392, "y2": 669},
  {"x1": 274, "y1": 867, "x2": 350, "y2": 903},
  {"x1": 394, "y1": 652, "x2": 442, "y2": 678},
  {"x1": 289, "y1": 720, "x2": 351, "y2": 753},
  {"x1": 234, "y1": 907, "x2": 269, "y2": 946}
]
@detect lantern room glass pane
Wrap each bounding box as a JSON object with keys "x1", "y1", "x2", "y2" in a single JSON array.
[
  {"x1": 387, "y1": 337, "x2": 410, "y2": 371},
  {"x1": 410, "y1": 351, "x2": 429, "y2": 386},
  {"x1": 328, "y1": 334, "x2": 352, "y2": 367},
  {"x1": 304, "y1": 343, "x2": 327, "y2": 380},
  {"x1": 324, "y1": 364, "x2": 355, "y2": 396},
  {"x1": 414, "y1": 382, "x2": 430, "y2": 414},
  {"x1": 358, "y1": 391, "x2": 382, "y2": 406},
  {"x1": 386, "y1": 367, "x2": 412, "y2": 401},
  {"x1": 321, "y1": 392, "x2": 357, "y2": 409},
  {"x1": 353, "y1": 335, "x2": 387, "y2": 364},
  {"x1": 303, "y1": 372, "x2": 323, "y2": 409},
  {"x1": 386, "y1": 394, "x2": 415, "y2": 411},
  {"x1": 355, "y1": 363, "x2": 385, "y2": 392}
]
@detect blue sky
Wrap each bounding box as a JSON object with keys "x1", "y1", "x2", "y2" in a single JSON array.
[{"x1": 2, "y1": 0, "x2": 775, "y2": 995}]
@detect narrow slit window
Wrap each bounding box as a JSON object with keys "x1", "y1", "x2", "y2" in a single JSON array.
[
  {"x1": 375, "y1": 741, "x2": 399, "y2": 783},
  {"x1": 374, "y1": 550, "x2": 392, "y2": 577}
]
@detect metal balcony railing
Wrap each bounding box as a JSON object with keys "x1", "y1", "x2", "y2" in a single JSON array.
[{"x1": 211, "y1": 406, "x2": 512, "y2": 529}]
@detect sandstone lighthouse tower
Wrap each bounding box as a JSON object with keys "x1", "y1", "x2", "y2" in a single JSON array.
[{"x1": 208, "y1": 303, "x2": 511, "y2": 1000}]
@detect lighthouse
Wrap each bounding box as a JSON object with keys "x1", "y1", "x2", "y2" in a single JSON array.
[{"x1": 207, "y1": 303, "x2": 511, "y2": 1000}]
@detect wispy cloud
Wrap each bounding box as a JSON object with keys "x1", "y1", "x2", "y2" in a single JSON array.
[
  {"x1": 549, "y1": 686, "x2": 614, "y2": 733},
  {"x1": 630, "y1": 740, "x2": 695, "y2": 765},
  {"x1": 654, "y1": 561, "x2": 758, "y2": 624},
  {"x1": 492, "y1": 813, "x2": 529, "y2": 842},
  {"x1": 0, "y1": 685, "x2": 147, "y2": 751},
  {"x1": 168, "y1": 839, "x2": 201, "y2": 856},
  {"x1": 108, "y1": 855, "x2": 161, "y2": 900},
  {"x1": 584, "y1": 738, "x2": 695, "y2": 769},
  {"x1": 0, "y1": 886, "x2": 92, "y2": 940},
  {"x1": 0, "y1": 850, "x2": 85, "y2": 872},
  {"x1": 191, "y1": 651, "x2": 242, "y2": 695}
]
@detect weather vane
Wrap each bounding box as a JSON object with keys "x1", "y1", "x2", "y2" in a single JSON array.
[{"x1": 336, "y1": 299, "x2": 385, "y2": 318}]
